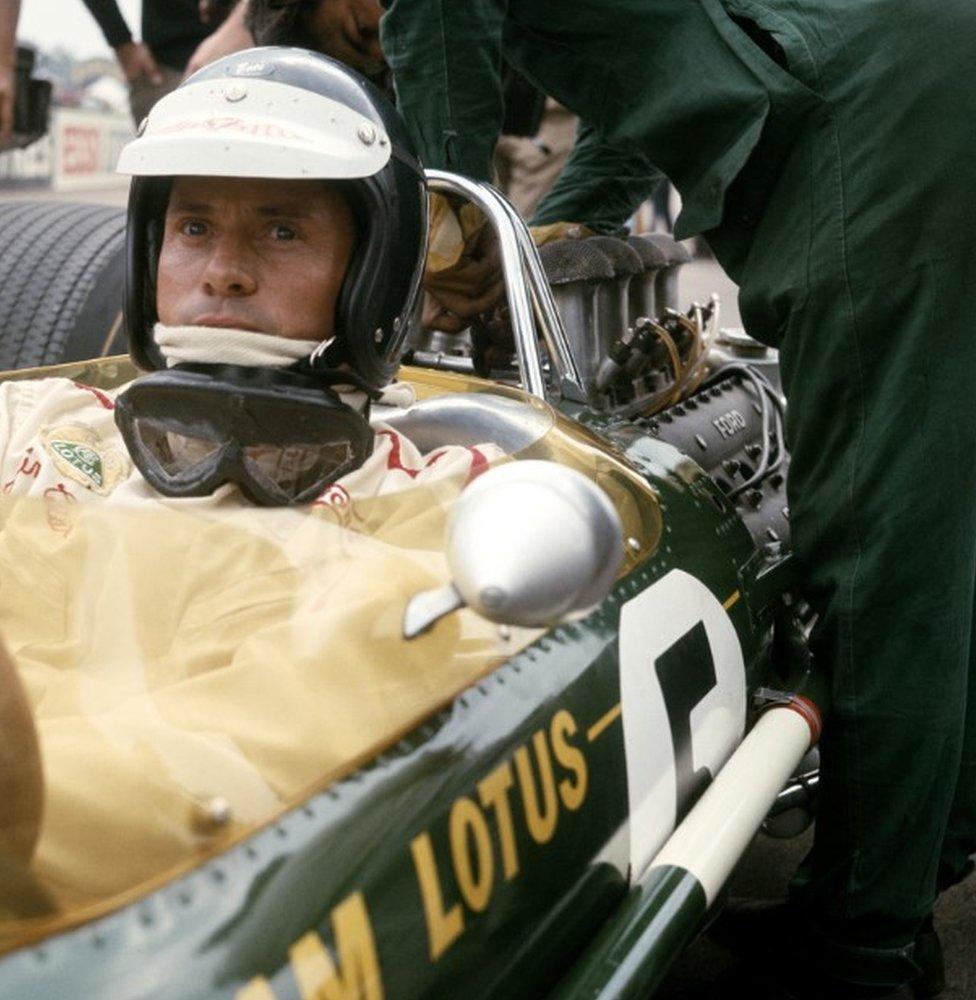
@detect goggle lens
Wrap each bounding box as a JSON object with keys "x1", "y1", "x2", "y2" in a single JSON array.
[
  {"x1": 133, "y1": 418, "x2": 224, "y2": 478},
  {"x1": 243, "y1": 441, "x2": 355, "y2": 501}
]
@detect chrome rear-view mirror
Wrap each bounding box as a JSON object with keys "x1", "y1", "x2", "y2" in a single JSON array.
[{"x1": 403, "y1": 461, "x2": 623, "y2": 637}]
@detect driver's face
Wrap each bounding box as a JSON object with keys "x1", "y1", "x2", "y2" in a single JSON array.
[{"x1": 156, "y1": 176, "x2": 356, "y2": 341}]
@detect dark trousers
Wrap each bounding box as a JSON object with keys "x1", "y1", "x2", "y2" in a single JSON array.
[{"x1": 722, "y1": 0, "x2": 976, "y2": 985}]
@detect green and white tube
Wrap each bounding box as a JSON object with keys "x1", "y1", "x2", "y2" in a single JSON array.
[{"x1": 552, "y1": 693, "x2": 823, "y2": 999}]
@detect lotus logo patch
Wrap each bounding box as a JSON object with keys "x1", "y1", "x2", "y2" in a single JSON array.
[{"x1": 41, "y1": 425, "x2": 128, "y2": 495}]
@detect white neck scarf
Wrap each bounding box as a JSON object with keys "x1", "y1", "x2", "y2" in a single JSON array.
[
  {"x1": 150, "y1": 323, "x2": 417, "y2": 411},
  {"x1": 153, "y1": 323, "x2": 328, "y2": 369}
]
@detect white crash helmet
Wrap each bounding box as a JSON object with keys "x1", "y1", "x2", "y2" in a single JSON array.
[{"x1": 117, "y1": 46, "x2": 428, "y2": 390}]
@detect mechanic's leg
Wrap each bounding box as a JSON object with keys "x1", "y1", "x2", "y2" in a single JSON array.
[
  {"x1": 721, "y1": 1, "x2": 976, "y2": 986},
  {"x1": 775, "y1": 247, "x2": 976, "y2": 989},
  {"x1": 937, "y1": 602, "x2": 976, "y2": 892}
]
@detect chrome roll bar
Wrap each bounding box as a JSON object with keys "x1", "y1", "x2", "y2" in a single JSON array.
[{"x1": 425, "y1": 170, "x2": 586, "y2": 402}]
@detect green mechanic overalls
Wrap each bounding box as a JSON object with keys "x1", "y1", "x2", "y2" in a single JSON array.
[{"x1": 380, "y1": 0, "x2": 976, "y2": 987}]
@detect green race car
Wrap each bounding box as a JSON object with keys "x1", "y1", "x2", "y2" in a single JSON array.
[{"x1": 0, "y1": 174, "x2": 821, "y2": 999}]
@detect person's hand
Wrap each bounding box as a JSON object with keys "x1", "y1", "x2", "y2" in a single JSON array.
[
  {"x1": 0, "y1": 60, "x2": 13, "y2": 145},
  {"x1": 185, "y1": 3, "x2": 254, "y2": 79},
  {"x1": 422, "y1": 212, "x2": 594, "y2": 333},
  {"x1": 423, "y1": 193, "x2": 504, "y2": 333},
  {"x1": 423, "y1": 227, "x2": 505, "y2": 333},
  {"x1": 303, "y1": 0, "x2": 385, "y2": 77},
  {"x1": 115, "y1": 41, "x2": 163, "y2": 85}
]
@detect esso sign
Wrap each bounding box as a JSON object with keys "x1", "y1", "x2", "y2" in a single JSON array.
[
  {"x1": 51, "y1": 110, "x2": 134, "y2": 191},
  {"x1": 62, "y1": 125, "x2": 100, "y2": 176}
]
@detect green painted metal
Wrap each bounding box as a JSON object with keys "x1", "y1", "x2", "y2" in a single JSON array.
[{"x1": 549, "y1": 865, "x2": 707, "y2": 1000}]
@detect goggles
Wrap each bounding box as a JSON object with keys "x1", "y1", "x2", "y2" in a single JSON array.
[{"x1": 115, "y1": 365, "x2": 375, "y2": 506}]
